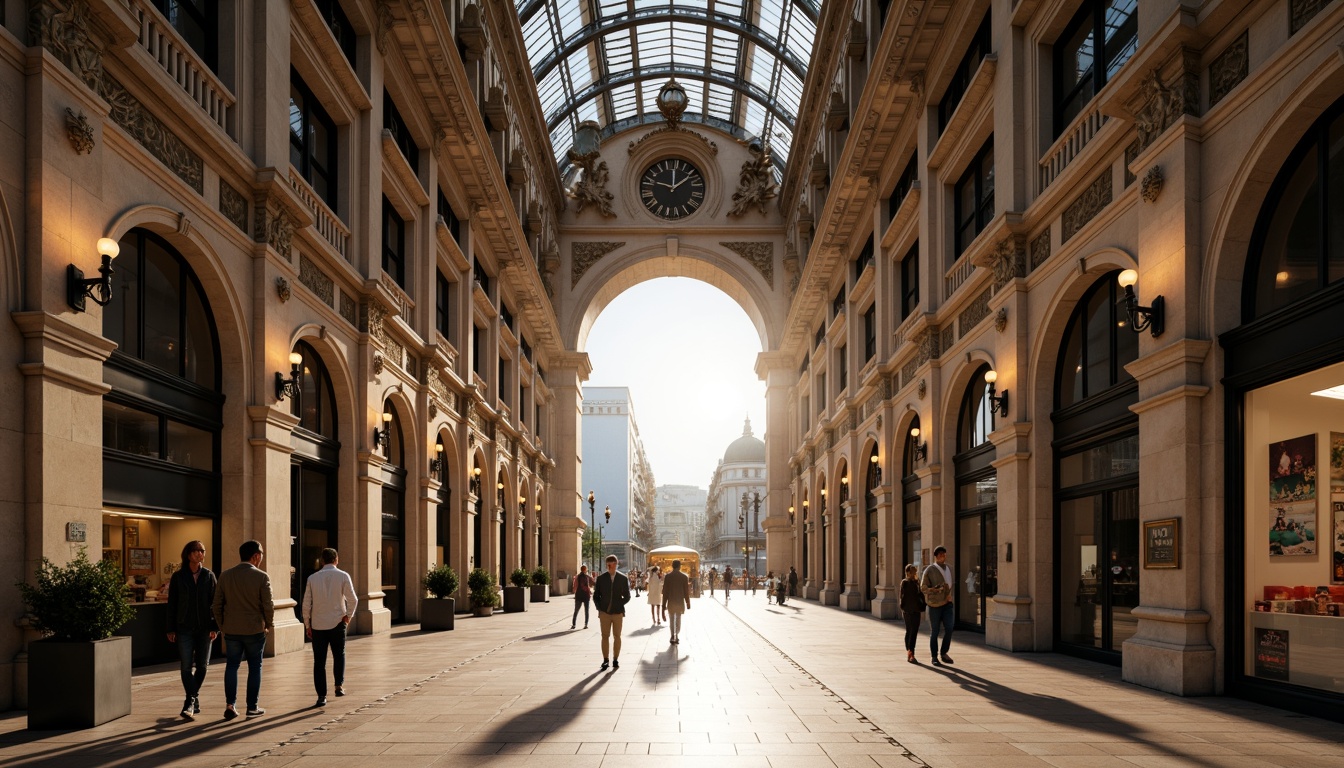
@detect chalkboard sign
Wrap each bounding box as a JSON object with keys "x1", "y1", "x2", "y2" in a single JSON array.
[
  {"x1": 1144, "y1": 517, "x2": 1180, "y2": 569},
  {"x1": 1254, "y1": 627, "x2": 1289, "y2": 681}
]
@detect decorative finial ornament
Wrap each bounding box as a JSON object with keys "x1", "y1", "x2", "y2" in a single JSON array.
[
  {"x1": 742, "y1": 415, "x2": 753, "y2": 437},
  {"x1": 657, "y1": 79, "x2": 688, "y2": 127}
]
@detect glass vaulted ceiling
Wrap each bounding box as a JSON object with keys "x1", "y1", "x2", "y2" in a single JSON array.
[{"x1": 518, "y1": 0, "x2": 818, "y2": 172}]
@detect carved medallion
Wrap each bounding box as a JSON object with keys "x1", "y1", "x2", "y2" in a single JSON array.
[
  {"x1": 275, "y1": 276, "x2": 291, "y2": 303},
  {"x1": 720, "y1": 242, "x2": 774, "y2": 288},
  {"x1": 65, "y1": 109, "x2": 94, "y2": 154},
  {"x1": 1140, "y1": 165, "x2": 1164, "y2": 204}
]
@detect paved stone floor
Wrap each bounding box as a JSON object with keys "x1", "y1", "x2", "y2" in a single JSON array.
[{"x1": 3, "y1": 591, "x2": 1343, "y2": 767}]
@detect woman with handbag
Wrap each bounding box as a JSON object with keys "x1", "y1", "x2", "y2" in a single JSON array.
[{"x1": 898, "y1": 564, "x2": 925, "y2": 664}]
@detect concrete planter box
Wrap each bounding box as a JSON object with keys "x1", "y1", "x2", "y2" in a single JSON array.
[
  {"x1": 471, "y1": 604, "x2": 494, "y2": 617},
  {"x1": 529, "y1": 584, "x2": 550, "y2": 603},
  {"x1": 502, "y1": 586, "x2": 528, "y2": 612},
  {"x1": 28, "y1": 636, "x2": 132, "y2": 730},
  {"x1": 419, "y1": 597, "x2": 455, "y2": 631}
]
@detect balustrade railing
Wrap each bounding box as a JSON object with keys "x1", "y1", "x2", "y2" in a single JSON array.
[
  {"x1": 288, "y1": 168, "x2": 351, "y2": 260},
  {"x1": 131, "y1": 0, "x2": 235, "y2": 134},
  {"x1": 1039, "y1": 109, "x2": 1108, "y2": 191}
]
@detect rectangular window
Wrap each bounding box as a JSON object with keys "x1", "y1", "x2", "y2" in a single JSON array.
[
  {"x1": 437, "y1": 190, "x2": 462, "y2": 244},
  {"x1": 817, "y1": 373, "x2": 827, "y2": 408},
  {"x1": 954, "y1": 139, "x2": 995, "y2": 256},
  {"x1": 855, "y1": 236, "x2": 874, "y2": 279},
  {"x1": 290, "y1": 71, "x2": 339, "y2": 210},
  {"x1": 384, "y1": 91, "x2": 420, "y2": 171},
  {"x1": 382, "y1": 197, "x2": 406, "y2": 288},
  {"x1": 888, "y1": 156, "x2": 918, "y2": 223},
  {"x1": 500, "y1": 303, "x2": 514, "y2": 331},
  {"x1": 153, "y1": 0, "x2": 217, "y2": 71},
  {"x1": 938, "y1": 13, "x2": 992, "y2": 133},
  {"x1": 435, "y1": 271, "x2": 453, "y2": 342},
  {"x1": 832, "y1": 285, "x2": 846, "y2": 319},
  {"x1": 1054, "y1": 1, "x2": 1138, "y2": 135},
  {"x1": 814, "y1": 324, "x2": 825, "y2": 350},
  {"x1": 473, "y1": 260, "x2": 491, "y2": 296},
  {"x1": 801, "y1": 396, "x2": 809, "y2": 432},
  {"x1": 837, "y1": 345, "x2": 848, "y2": 392},
  {"x1": 901, "y1": 243, "x2": 920, "y2": 320},
  {"x1": 863, "y1": 305, "x2": 876, "y2": 362},
  {"x1": 313, "y1": 0, "x2": 357, "y2": 69},
  {"x1": 472, "y1": 326, "x2": 485, "y2": 379}
]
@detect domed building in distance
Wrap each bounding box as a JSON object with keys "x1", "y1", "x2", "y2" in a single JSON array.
[{"x1": 703, "y1": 418, "x2": 766, "y2": 578}]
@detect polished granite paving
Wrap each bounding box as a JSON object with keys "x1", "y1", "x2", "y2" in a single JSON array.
[{"x1": 3, "y1": 590, "x2": 1343, "y2": 768}]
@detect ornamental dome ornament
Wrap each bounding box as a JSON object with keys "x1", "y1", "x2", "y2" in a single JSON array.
[{"x1": 657, "y1": 79, "x2": 688, "y2": 127}]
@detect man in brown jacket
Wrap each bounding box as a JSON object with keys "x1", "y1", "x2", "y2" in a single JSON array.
[
  {"x1": 661, "y1": 559, "x2": 692, "y2": 644},
  {"x1": 212, "y1": 540, "x2": 274, "y2": 720}
]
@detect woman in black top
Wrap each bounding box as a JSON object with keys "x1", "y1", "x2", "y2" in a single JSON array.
[{"x1": 898, "y1": 563, "x2": 925, "y2": 663}]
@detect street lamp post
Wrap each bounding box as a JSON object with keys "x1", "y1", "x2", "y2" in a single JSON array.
[
  {"x1": 739, "y1": 491, "x2": 761, "y2": 584},
  {"x1": 586, "y1": 490, "x2": 596, "y2": 569}
]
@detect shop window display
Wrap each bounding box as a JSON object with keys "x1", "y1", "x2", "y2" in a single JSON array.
[{"x1": 1243, "y1": 360, "x2": 1344, "y2": 693}]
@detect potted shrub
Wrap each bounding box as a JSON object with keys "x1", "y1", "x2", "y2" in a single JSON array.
[
  {"x1": 17, "y1": 547, "x2": 136, "y2": 729},
  {"x1": 467, "y1": 568, "x2": 500, "y2": 617},
  {"x1": 420, "y1": 564, "x2": 459, "y2": 631},
  {"x1": 503, "y1": 568, "x2": 530, "y2": 612},
  {"x1": 530, "y1": 566, "x2": 551, "y2": 603}
]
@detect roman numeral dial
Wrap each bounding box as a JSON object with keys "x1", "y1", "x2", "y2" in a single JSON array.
[{"x1": 639, "y1": 159, "x2": 706, "y2": 220}]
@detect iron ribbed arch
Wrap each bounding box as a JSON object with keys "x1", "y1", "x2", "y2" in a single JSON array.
[{"x1": 516, "y1": 0, "x2": 819, "y2": 171}]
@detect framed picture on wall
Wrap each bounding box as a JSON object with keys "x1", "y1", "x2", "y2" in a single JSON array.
[
  {"x1": 1270, "y1": 435, "x2": 1317, "y2": 503},
  {"x1": 124, "y1": 523, "x2": 139, "y2": 547},
  {"x1": 1331, "y1": 433, "x2": 1344, "y2": 492},
  {"x1": 1333, "y1": 500, "x2": 1344, "y2": 584},
  {"x1": 1269, "y1": 501, "x2": 1317, "y2": 557},
  {"x1": 127, "y1": 547, "x2": 154, "y2": 574}
]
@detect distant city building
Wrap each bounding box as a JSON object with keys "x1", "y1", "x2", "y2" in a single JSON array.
[
  {"x1": 703, "y1": 418, "x2": 766, "y2": 575},
  {"x1": 654, "y1": 484, "x2": 707, "y2": 551},
  {"x1": 581, "y1": 387, "x2": 657, "y2": 569}
]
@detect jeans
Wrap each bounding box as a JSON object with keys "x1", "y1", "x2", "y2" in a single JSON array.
[
  {"x1": 928, "y1": 603, "x2": 954, "y2": 659},
  {"x1": 311, "y1": 623, "x2": 347, "y2": 696},
  {"x1": 597, "y1": 610, "x2": 623, "y2": 660},
  {"x1": 224, "y1": 632, "x2": 266, "y2": 709},
  {"x1": 176, "y1": 631, "x2": 213, "y2": 699},
  {"x1": 902, "y1": 611, "x2": 923, "y2": 652},
  {"x1": 668, "y1": 610, "x2": 682, "y2": 638},
  {"x1": 572, "y1": 595, "x2": 590, "y2": 626}
]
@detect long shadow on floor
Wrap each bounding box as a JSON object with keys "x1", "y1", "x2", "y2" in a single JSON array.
[{"x1": 473, "y1": 670, "x2": 615, "y2": 745}]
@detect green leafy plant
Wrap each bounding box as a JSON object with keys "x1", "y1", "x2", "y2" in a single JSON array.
[
  {"x1": 466, "y1": 567, "x2": 500, "y2": 608},
  {"x1": 509, "y1": 568, "x2": 531, "y2": 588},
  {"x1": 421, "y1": 564, "x2": 459, "y2": 599},
  {"x1": 531, "y1": 566, "x2": 551, "y2": 586},
  {"x1": 17, "y1": 547, "x2": 135, "y2": 641}
]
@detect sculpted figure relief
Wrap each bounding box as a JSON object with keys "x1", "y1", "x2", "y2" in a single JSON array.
[{"x1": 728, "y1": 141, "x2": 778, "y2": 217}]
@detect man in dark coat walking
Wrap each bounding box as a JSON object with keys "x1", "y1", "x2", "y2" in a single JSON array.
[{"x1": 592, "y1": 554, "x2": 631, "y2": 671}]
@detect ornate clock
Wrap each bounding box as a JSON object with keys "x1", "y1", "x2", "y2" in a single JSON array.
[{"x1": 638, "y1": 158, "x2": 706, "y2": 220}]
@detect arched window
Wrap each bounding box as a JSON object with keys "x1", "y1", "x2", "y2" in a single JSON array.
[
  {"x1": 381, "y1": 404, "x2": 407, "y2": 623},
  {"x1": 1056, "y1": 271, "x2": 1137, "y2": 410},
  {"x1": 1247, "y1": 98, "x2": 1344, "y2": 320},
  {"x1": 955, "y1": 365, "x2": 998, "y2": 631},
  {"x1": 104, "y1": 229, "x2": 219, "y2": 390},
  {"x1": 958, "y1": 369, "x2": 995, "y2": 452},
  {"x1": 292, "y1": 341, "x2": 337, "y2": 440},
  {"x1": 902, "y1": 418, "x2": 923, "y2": 572}
]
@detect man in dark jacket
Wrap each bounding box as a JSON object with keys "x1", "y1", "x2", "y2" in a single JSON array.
[
  {"x1": 166, "y1": 540, "x2": 218, "y2": 720},
  {"x1": 592, "y1": 554, "x2": 630, "y2": 671}
]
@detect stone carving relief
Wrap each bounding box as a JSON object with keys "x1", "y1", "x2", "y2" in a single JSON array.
[
  {"x1": 299, "y1": 253, "x2": 334, "y2": 305},
  {"x1": 540, "y1": 246, "x2": 560, "y2": 297},
  {"x1": 728, "y1": 141, "x2": 778, "y2": 217},
  {"x1": 626, "y1": 125, "x2": 718, "y2": 156},
  {"x1": 720, "y1": 242, "x2": 774, "y2": 288},
  {"x1": 372, "y1": 354, "x2": 384, "y2": 376},
  {"x1": 571, "y1": 241, "x2": 624, "y2": 287},
  {"x1": 912, "y1": 327, "x2": 940, "y2": 368},
  {"x1": 219, "y1": 180, "x2": 249, "y2": 233},
  {"x1": 1140, "y1": 165, "x2": 1165, "y2": 203},
  {"x1": 428, "y1": 401, "x2": 437, "y2": 420},
  {"x1": 959, "y1": 289, "x2": 992, "y2": 336},
  {"x1": 994, "y1": 307, "x2": 1008, "y2": 333},
  {"x1": 565, "y1": 154, "x2": 616, "y2": 218},
  {"x1": 784, "y1": 241, "x2": 800, "y2": 294},
  {"x1": 385, "y1": 338, "x2": 405, "y2": 372},
  {"x1": 1291, "y1": 0, "x2": 1330, "y2": 34},
  {"x1": 256, "y1": 206, "x2": 295, "y2": 260},
  {"x1": 1062, "y1": 170, "x2": 1113, "y2": 243},
  {"x1": 987, "y1": 237, "x2": 1026, "y2": 290},
  {"x1": 1130, "y1": 66, "x2": 1198, "y2": 153},
  {"x1": 65, "y1": 109, "x2": 94, "y2": 154},
  {"x1": 375, "y1": 0, "x2": 395, "y2": 55},
  {"x1": 363, "y1": 300, "x2": 389, "y2": 345},
  {"x1": 1209, "y1": 31, "x2": 1248, "y2": 107},
  {"x1": 275, "y1": 276, "x2": 291, "y2": 303},
  {"x1": 1030, "y1": 230, "x2": 1051, "y2": 270},
  {"x1": 917, "y1": 379, "x2": 927, "y2": 400},
  {"x1": 339, "y1": 292, "x2": 357, "y2": 326}
]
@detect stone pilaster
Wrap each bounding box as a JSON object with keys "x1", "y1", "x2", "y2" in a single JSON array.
[
  {"x1": 353, "y1": 450, "x2": 392, "y2": 636},
  {"x1": 986, "y1": 422, "x2": 1036, "y2": 651},
  {"x1": 544, "y1": 353, "x2": 591, "y2": 587},
  {"x1": 839, "y1": 498, "x2": 864, "y2": 610},
  {"x1": 871, "y1": 488, "x2": 899, "y2": 619},
  {"x1": 245, "y1": 405, "x2": 305, "y2": 654}
]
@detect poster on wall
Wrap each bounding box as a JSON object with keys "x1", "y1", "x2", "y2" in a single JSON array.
[
  {"x1": 1270, "y1": 434, "x2": 1317, "y2": 503},
  {"x1": 1269, "y1": 501, "x2": 1317, "y2": 557},
  {"x1": 1333, "y1": 500, "x2": 1344, "y2": 584},
  {"x1": 1331, "y1": 433, "x2": 1344, "y2": 492},
  {"x1": 1254, "y1": 627, "x2": 1290, "y2": 681}
]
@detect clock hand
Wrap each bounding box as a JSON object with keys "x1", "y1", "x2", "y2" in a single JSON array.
[{"x1": 668, "y1": 175, "x2": 691, "y2": 191}]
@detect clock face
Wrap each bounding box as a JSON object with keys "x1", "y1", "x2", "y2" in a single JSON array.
[{"x1": 639, "y1": 159, "x2": 706, "y2": 220}]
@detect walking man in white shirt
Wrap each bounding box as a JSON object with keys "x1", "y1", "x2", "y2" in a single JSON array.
[
  {"x1": 920, "y1": 545, "x2": 955, "y2": 666},
  {"x1": 302, "y1": 548, "x2": 358, "y2": 707}
]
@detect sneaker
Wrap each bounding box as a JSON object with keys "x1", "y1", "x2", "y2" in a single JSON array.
[
  {"x1": 192, "y1": 697, "x2": 201, "y2": 714},
  {"x1": 315, "y1": 698, "x2": 327, "y2": 708},
  {"x1": 931, "y1": 658, "x2": 942, "y2": 666},
  {"x1": 181, "y1": 698, "x2": 194, "y2": 720},
  {"x1": 941, "y1": 655, "x2": 955, "y2": 665},
  {"x1": 246, "y1": 707, "x2": 265, "y2": 718},
  {"x1": 223, "y1": 707, "x2": 239, "y2": 721},
  {"x1": 570, "y1": 624, "x2": 576, "y2": 629},
  {"x1": 335, "y1": 686, "x2": 345, "y2": 697},
  {"x1": 600, "y1": 659, "x2": 609, "y2": 671},
  {"x1": 612, "y1": 659, "x2": 620, "y2": 670}
]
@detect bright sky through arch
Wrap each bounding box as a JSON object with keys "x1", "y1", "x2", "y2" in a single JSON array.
[{"x1": 584, "y1": 278, "x2": 768, "y2": 488}]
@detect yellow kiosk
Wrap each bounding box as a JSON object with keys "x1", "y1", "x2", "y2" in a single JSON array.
[{"x1": 646, "y1": 545, "x2": 701, "y2": 597}]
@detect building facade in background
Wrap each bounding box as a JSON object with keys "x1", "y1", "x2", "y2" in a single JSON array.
[
  {"x1": 581, "y1": 387, "x2": 657, "y2": 570},
  {"x1": 704, "y1": 419, "x2": 767, "y2": 577},
  {"x1": 654, "y1": 485, "x2": 707, "y2": 551}
]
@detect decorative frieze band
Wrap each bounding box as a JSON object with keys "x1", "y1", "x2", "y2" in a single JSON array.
[
  {"x1": 339, "y1": 291, "x2": 357, "y2": 327},
  {"x1": 720, "y1": 241, "x2": 774, "y2": 288},
  {"x1": 959, "y1": 288, "x2": 992, "y2": 337},
  {"x1": 1030, "y1": 230, "x2": 1051, "y2": 270},
  {"x1": 219, "y1": 180, "x2": 249, "y2": 233},
  {"x1": 1209, "y1": 31, "x2": 1248, "y2": 107},
  {"x1": 298, "y1": 254, "x2": 334, "y2": 305},
  {"x1": 1062, "y1": 170, "x2": 1113, "y2": 243}
]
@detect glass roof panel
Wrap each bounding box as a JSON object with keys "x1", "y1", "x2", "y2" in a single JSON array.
[{"x1": 516, "y1": 0, "x2": 818, "y2": 170}]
